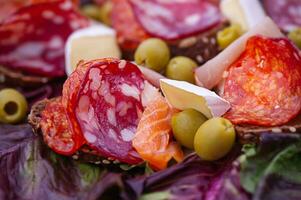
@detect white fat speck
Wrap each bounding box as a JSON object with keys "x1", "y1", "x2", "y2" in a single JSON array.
[
  {"x1": 196, "y1": 55, "x2": 204, "y2": 63},
  {"x1": 87, "y1": 107, "x2": 95, "y2": 121},
  {"x1": 107, "y1": 108, "x2": 117, "y2": 126},
  {"x1": 108, "y1": 129, "x2": 118, "y2": 140},
  {"x1": 60, "y1": 1, "x2": 72, "y2": 10},
  {"x1": 222, "y1": 71, "x2": 229, "y2": 78},
  {"x1": 185, "y1": 14, "x2": 201, "y2": 26},
  {"x1": 78, "y1": 95, "x2": 90, "y2": 113},
  {"x1": 116, "y1": 101, "x2": 133, "y2": 116},
  {"x1": 42, "y1": 10, "x2": 54, "y2": 19},
  {"x1": 102, "y1": 160, "x2": 110, "y2": 164},
  {"x1": 272, "y1": 128, "x2": 282, "y2": 133},
  {"x1": 85, "y1": 132, "x2": 97, "y2": 143},
  {"x1": 118, "y1": 60, "x2": 126, "y2": 69},
  {"x1": 48, "y1": 36, "x2": 63, "y2": 49},
  {"x1": 294, "y1": 52, "x2": 300, "y2": 61},
  {"x1": 89, "y1": 68, "x2": 101, "y2": 90},
  {"x1": 120, "y1": 83, "x2": 140, "y2": 100},
  {"x1": 98, "y1": 81, "x2": 116, "y2": 106},
  {"x1": 138, "y1": 0, "x2": 173, "y2": 19},
  {"x1": 104, "y1": 93, "x2": 116, "y2": 106},
  {"x1": 289, "y1": 127, "x2": 297, "y2": 132},
  {"x1": 14, "y1": 42, "x2": 45, "y2": 58},
  {"x1": 70, "y1": 21, "x2": 80, "y2": 30},
  {"x1": 53, "y1": 16, "x2": 64, "y2": 25},
  {"x1": 202, "y1": 37, "x2": 209, "y2": 43},
  {"x1": 141, "y1": 81, "x2": 160, "y2": 107},
  {"x1": 120, "y1": 128, "x2": 135, "y2": 142}
]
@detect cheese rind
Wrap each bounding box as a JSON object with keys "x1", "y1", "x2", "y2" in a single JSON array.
[
  {"x1": 65, "y1": 23, "x2": 121, "y2": 75},
  {"x1": 220, "y1": 0, "x2": 266, "y2": 32},
  {"x1": 160, "y1": 79, "x2": 230, "y2": 118}
]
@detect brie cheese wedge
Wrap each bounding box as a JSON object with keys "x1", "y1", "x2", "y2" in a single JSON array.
[
  {"x1": 65, "y1": 23, "x2": 121, "y2": 75},
  {"x1": 220, "y1": 0, "x2": 266, "y2": 32},
  {"x1": 160, "y1": 79, "x2": 230, "y2": 119}
]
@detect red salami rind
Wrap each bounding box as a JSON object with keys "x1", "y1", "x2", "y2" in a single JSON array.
[
  {"x1": 129, "y1": 0, "x2": 222, "y2": 40},
  {"x1": 111, "y1": 0, "x2": 150, "y2": 50},
  {"x1": 263, "y1": 0, "x2": 301, "y2": 32},
  {"x1": 0, "y1": 0, "x2": 89, "y2": 77},
  {"x1": 72, "y1": 59, "x2": 144, "y2": 164},
  {"x1": 40, "y1": 98, "x2": 85, "y2": 155},
  {"x1": 62, "y1": 59, "x2": 105, "y2": 153},
  {"x1": 223, "y1": 36, "x2": 301, "y2": 126}
]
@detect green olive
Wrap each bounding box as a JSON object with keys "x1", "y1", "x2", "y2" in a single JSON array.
[
  {"x1": 134, "y1": 38, "x2": 170, "y2": 72},
  {"x1": 288, "y1": 28, "x2": 301, "y2": 49},
  {"x1": 99, "y1": 1, "x2": 113, "y2": 26},
  {"x1": 194, "y1": 117, "x2": 235, "y2": 161},
  {"x1": 0, "y1": 88, "x2": 28, "y2": 124},
  {"x1": 172, "y1": 109, "x2": 207, "y2": 149},
  {"x1": 217, "y1": 24, "x2": 242, "y2": 49},
  {"x1": 80, "y1": 4, "x2": 102, "y2": 21},
  {"x1": 166, "y1": 56, "x2": 198, "y2": 83}
]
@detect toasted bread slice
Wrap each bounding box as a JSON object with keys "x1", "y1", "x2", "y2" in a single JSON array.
[
  {"x1": 236, "y1": 115, "x2": 301, "y2": 143},
  {"x1": 0, "y1": 65, "x2": 51, "y2": 88},
  {"x1": 122, "y1": 23, "x2": 225, "y2": 65},
  {"x1": 30, "y1": 97, "x2": 301, "y2": 158}
]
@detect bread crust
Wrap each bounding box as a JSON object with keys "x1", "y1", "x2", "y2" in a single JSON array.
[
  {"x1": 0, "y1": 65, "x2": 50, "y2": 87},
  {"x1": 122, "y1": 23, "x2": 225, "y2": 65}
]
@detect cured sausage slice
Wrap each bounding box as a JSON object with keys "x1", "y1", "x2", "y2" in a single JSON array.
[
  {"x1": 263, "y1": 0, "x2": 301, "y2": 32},
  {"x1": 0, "y1": 0, "x2": 29, "y2": 22},
  {"x1": 70, "y1": 59, "x2": 145, "y2": 164},
  {"x1": 111, "y1": 0, "x2": 150, "y2": 50},
  {"x1": 0, "y1": 0, "x2": 89, "y2": 77},
  {"x1": 223, "y1": 36, "x2": 301, "y2": 126},
  {"x1": 62, "y1": 59, "x2": 92, "y2": 144},
  {"x1": 40, "y1": 98, "x2": 85, "y2": 155},
  {"x1": 129, "y1": 0, "x2": 222, "y2": 40}
]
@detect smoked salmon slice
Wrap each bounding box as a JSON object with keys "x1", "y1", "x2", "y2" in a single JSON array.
[{"x1": 132, "y1": 96, "x2": 184, "y2": 170}]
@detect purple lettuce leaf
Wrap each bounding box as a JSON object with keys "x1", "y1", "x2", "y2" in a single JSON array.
[
  {"x1": 0, "y1": 123, "x2": 126, "y2": 200},
  {"x1": 240, "y1": 133, "x2": 301, "y2": 200},
  {"x1": 125, "y1": 146, "x2": 250, "y2": 200}
]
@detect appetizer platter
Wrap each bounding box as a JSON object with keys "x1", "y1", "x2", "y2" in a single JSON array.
[{"x1": 1, "y1": 0, "x2": 301, "y2": 199}]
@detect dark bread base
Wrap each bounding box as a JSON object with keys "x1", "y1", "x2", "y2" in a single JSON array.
[
  {"x1": 29, "y1": 97, "x2": 301, "y2": 165},
  {"x1": 122, "y1": 23, "x2": 226, "y2": 65},
  {"x1": 236, "y1": 115, "x2": 301, "y2": 143},
  {"x1": 0, "y1": 65, "x2": 50, "y2": 88}
]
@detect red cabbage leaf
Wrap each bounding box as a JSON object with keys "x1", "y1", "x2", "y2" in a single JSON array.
[
  {"x1": 240, "y1": 133, "x2": 301, "y2": 200},
  {"x1": 0, "y1": 124, "x2": 126, "y2": 200}
]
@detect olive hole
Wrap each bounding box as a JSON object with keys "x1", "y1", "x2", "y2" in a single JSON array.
[{"x1": 4, "y1": 101, "x2": 18, "y2": 115}]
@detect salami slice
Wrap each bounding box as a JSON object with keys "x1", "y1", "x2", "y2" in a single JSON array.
[
  {"x1": 128, "y1": 0, "x2": 222, "y2": 40},
  {"x1": 111, "y1": 0, "x2": 150, "y2": 50},
  {"x1": 0, "y1": 0, "x2": 29, "y2": 22},
  {"x1": 65, "y1": 59, "x2": 145, "y2": 164},
  {"x1": 0, "y1": 0, "x2": 89, "y2": 77},
  {"x1": 40, "y1": 98, "x2": 85, "y2": 155},
  {"x1": 223, "y1": 35, "x2": 301, "y2": 126},
  {"x1": 62, "y1": 59, "x2": 104, "y2": 152},
  {"x1": 263, "y1": 0, "x2": 301, "y2": 32}
]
